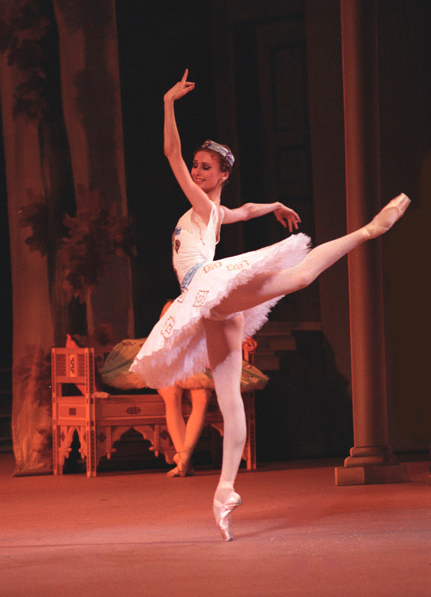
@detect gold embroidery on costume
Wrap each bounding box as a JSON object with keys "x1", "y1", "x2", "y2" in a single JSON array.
[
  {"x1": 227, "y1": 260, "x2": 249, "y2": 271},
  {"x1": 194, "y1": 218, "x2": 205, "y2": 245},
  {"x1": 193, "y1": 290, "x2": 209, "y2": 308},
  {"x1": 204, "y1": 262, "x2": 222, "y2": 273},
  {"x1": 177, "y1": 289, "x2": 188, "y2": 303},
  {"x1": 161, "y1": 316, "x2": 175, "y2": 338}
]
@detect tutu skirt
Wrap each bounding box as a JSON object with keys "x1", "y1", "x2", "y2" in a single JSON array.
[
  {"x1": 100, "y1": 338, "x2": 269, "y2": 392},
  {"x1": 130, "y1": 232, "x2": 311, "y2": 388}
]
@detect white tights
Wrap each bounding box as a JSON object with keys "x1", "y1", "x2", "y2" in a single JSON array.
[
  {"x1": 211, "y1": 227, "x2": 368, "y2": 318},
  {"x1": 204, "y1": 216, "x2": 387, "y2": 502}
]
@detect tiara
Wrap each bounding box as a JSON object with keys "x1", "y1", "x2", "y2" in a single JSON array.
[{"x1": 201, "y1": 139, "x2": 235, "y2": 168}]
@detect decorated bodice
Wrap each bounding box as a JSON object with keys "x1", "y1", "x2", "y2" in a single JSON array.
[{"x1": 172, "y1": 203, "x2": 222, "y2": 288}]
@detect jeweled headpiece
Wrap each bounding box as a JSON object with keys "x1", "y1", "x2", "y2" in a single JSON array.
[{"x1": 201, "y1": 139, "x2": 235, "y2": 168}]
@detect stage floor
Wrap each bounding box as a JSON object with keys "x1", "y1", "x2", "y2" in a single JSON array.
[{"x1": 1, "y1": 453, "x2": 430, "y2": 596}]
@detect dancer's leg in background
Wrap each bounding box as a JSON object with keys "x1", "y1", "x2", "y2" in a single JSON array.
[
  {"x1": 158, "y1": 385, "x2": 185, "y2": 453},
  {"x1": 158, "y1": 385, "x2": 211, "y2": 475},
  {"x1": 183, "y1": 388, "x2": 211, "y2": 456}
]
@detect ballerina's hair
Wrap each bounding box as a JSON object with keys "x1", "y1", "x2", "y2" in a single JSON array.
[{"x1": 194, "y1": 139, "x2": 235, "y2": 175}]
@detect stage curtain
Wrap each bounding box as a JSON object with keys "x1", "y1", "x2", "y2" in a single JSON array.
[{"x1": 0, "y1": 0, "x2": 133, "y2": 475}]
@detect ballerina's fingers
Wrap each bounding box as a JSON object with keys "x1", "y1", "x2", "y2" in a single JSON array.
[
  {"x1": 179, "y1": 81, "x2": 195, "y2": 98},
  {"x1": 275, "y1": 207, "x2": 301, "y2": 232},
  {"x1": 285, "y1": 213, "x2": 301, "y2": 233},
  {"x1": 181, "y1": 69, "x2": 195, "y2": 89},
  {"x1": 166, "y1": 70, "x2": 195, "y2": 101}
]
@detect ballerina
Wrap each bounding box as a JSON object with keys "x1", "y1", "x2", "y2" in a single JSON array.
[{"x1": 130, "y1": 70, "x2": 410, "y2": 541}]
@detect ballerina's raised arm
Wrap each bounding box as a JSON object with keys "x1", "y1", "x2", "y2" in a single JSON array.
[
  {"x1": 163, "y1": 69, "x2": 215, "y2": 224},
  {"x1": 164, "y1": 70, "x2": 303, "y2": 233}
]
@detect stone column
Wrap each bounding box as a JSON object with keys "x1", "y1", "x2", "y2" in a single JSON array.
[{"x1": 335, "y1": 0, "x2": 409, "y2": 485}]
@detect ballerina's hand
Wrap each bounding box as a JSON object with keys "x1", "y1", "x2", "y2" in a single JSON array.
[
  {"x1": 274, "y1": 204, "x2": 301, "y2": 232},
  {"x1": 164, "y1": 69, "x2": 195, "y2": 102}
]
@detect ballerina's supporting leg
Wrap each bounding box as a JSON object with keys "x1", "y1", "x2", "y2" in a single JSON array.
[
  {"x1": 212, "y1": 193, "x2": 411, "y2": 317},
  {"x1": 204, "y1": 314, "x2": 246, "y2": 541}
]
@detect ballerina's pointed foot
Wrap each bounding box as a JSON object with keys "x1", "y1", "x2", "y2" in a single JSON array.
[
  {"x1": 167, "y1": 451, "x2": 193, "y2": 478},
  {"x1": 364, "y1": 193, "x2": 411, "y2": 239},
  {"x1": 213, "y1": 492, "x2": 242, "y2": 542}
]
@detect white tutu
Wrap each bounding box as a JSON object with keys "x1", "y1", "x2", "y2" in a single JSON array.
[
  {"x1": 130, "y1": 232, "x2": 311, "y2": 388},
  {"x1": 100, "y1": 338, "x2": 269, "y2": 392}
]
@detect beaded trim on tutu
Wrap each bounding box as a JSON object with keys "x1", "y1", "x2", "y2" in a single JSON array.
[{"x1": 130, "y1": 232, "x2": 311, "y2": 388}]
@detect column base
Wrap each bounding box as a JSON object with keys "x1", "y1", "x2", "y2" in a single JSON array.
[{"x1": 335, "y1": 462, "x2": 410, "y2": 486}]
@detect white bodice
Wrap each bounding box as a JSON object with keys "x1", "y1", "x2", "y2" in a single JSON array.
[{"x1": 172, "y1": 203, "x2": 221, "y2": 287}]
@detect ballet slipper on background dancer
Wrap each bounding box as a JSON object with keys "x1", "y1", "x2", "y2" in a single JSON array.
[
  {"x1": 166, "y1": 461, "x2": 194, "y2": 477},
  {"x1": 363, "y1": 193, "x2": 411, "y2": 239},
  {"x1": 166, "y1": 466, "x2": 180, "y2": 478},
  {"x1": 169, "y1": 450, "x2": 193, "y2": 477},
  {"x1": 213, "y1": 481, "x2": 242, "y2": 542}
]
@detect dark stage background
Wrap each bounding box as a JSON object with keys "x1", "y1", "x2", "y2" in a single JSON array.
[{"x1": 116, "y1": 1, "x2": 221, "y2": 335}]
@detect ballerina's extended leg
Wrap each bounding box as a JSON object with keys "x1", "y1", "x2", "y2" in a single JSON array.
[{"x1": 211, "y1": 193, "x2": 411, "y2": 317}]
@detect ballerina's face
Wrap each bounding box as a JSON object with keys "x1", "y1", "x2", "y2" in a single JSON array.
[{"x1": 191, "y1": 150, "x2": 226, "y2": 193}]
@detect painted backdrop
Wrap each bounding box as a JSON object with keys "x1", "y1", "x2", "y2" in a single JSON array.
[{"x1": 0, "y1": 0, "x2": 134, "y2": 475}]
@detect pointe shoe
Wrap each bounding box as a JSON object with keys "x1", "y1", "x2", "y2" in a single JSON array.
[
  {"x1": 364, "y1": 193, "x2": 411, "y2": 239},
  {"x1": 213, "y1": 492, "x2": 242, "y2": 542}
]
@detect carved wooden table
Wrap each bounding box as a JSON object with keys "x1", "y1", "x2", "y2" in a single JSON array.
[{"x1": 51, "y1": 347, "x2": 256, "y2": 476}]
